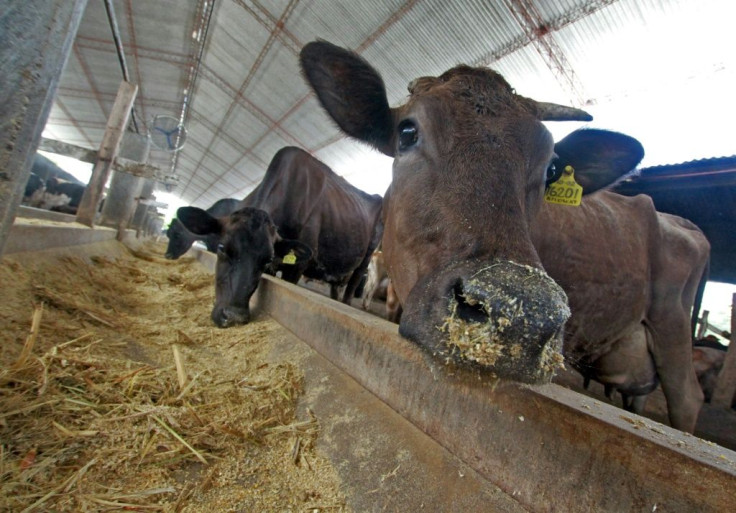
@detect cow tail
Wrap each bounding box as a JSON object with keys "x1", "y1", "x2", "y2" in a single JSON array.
[{"x1": 691, "y1": 257, "x2": 710, "y2": 342}]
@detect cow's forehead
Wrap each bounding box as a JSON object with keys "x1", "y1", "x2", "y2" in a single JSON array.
[
  {"x1": 224, "y1": 208, "x2": 274, "y2": 238},
  {"x1": 408, "y1": 65, "x2": 537, "y2": 118}
]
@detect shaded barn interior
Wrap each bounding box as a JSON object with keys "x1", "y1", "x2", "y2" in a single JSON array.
[
  {"x1": 613, "y1": 157, "x2": 736, "y2": 284},
  {"x1": 3, "y1": 1, "x2": 736, "y2": 511}
]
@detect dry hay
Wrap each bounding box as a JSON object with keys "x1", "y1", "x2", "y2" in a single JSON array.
[
  {"x1": 437, "y1": 262, "x2": 567, "y2": 383},
  {"x1": 0, "y1": 241, "x2": 348, "y2": 512}
]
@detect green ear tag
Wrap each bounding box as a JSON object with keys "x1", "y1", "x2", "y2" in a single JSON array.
[
  {"x1": 282, "y1": 250, "x2": 297, "y2": 265},
  {"x1": 544, "y1": 165, "x2": 582, "y2": 206}
]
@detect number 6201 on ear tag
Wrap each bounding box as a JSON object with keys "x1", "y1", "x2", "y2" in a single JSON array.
[{"x1": 544, "y1": 165, "x2": 582, "y2": 206}]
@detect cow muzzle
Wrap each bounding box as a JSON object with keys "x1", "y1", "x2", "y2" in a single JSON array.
[
  {"x1": 399, "y1": 260, "x2": 570, "y2": 383},
  {"x1": 211, "y1": 305, "x2": 250, "y2": 328}
]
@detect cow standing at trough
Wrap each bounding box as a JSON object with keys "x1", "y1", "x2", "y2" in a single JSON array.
[
  {"x1": 165, "y1": 198, "x2": 241, "y2": 259},
  {"x1": 300, "y1": 41, "x2": 710, "y2": 433},
  {"x1": 177, "y1": 146, "x2": 383, "y2": 328}
]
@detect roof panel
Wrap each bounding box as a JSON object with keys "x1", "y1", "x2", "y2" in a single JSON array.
[
  {"x1": 35, "y1": 0, "x2": 736, "y2": 210},
  {"x1": 203, "y1": 1, "x2": 273, "y2": 92},
  {"x1": 208, "y1": 139, "x2": 243, "y2": 168},
  {"x1": 219, "y1": 104, "x2": 272, "y2": 149},
  {"x1": 243, "y1": 43, "x2": 310, "y2": 123},
  {"x1": 128, "y1": 0, "x2": 196, "y2": 55}
]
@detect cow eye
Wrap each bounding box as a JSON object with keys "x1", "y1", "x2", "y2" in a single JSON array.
[
  {"x1": 398, "y1": 120, "x2": 418, "y2": 151},
  {"x1": 545, "y1": 161, "x2": 561, "y2": 186}
]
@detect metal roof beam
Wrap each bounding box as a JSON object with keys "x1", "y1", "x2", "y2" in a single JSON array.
[
  {"x1": 186, "y1": 0, "x2": 300, "y2": 197},
  {"x1": 233, "y1": 0, "x2": 302, "y2": 55},
  {"x1": 123, "y1": 0, "x2": 148, "y2": 132},
  {"x1": 504, "y1": 0, "x2": 589, "y2": 106}
]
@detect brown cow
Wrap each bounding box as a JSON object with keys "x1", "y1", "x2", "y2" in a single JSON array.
[
  {"x1": 178, "y1": 146, "x2": 383, "y2": 328},
  {"x1": 300, "y1": 41, "x2": 710, "y2": 432}
]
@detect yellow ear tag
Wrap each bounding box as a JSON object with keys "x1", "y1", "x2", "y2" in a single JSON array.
[
  {"x1": 544, "y1": 165, "x2": 583, "y2": 206},
  {"x1": 282, "y1": 250, "x2": 297, "y2": 265}
]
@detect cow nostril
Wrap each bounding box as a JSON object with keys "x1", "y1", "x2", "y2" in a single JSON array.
[
  {"x1": 212, "y1": 309, "x2": 230, "y2": 328},
  {"x1": 452, "y1": 281, "x2": 489, "y2": 324}
]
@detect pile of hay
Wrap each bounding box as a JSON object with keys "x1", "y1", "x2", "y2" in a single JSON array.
[{"x1": 0, "y1": 241, "x2": 348, "y2": 511}]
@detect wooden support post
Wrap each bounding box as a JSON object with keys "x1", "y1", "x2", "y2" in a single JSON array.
[
  {"x1": 712, "y1": 294, "x2": 736, "y2": 408},
  {"x1": 697, "y1": 310, "x2": 709, "y2": 339},
  {"x1": 0, "y1": 0, "x2": 88, "y2": 258},
  {"x1": 75, "y1": 80, "x2": 138, "y2": 227}
]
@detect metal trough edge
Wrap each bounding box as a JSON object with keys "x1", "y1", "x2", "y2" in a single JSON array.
[{"x1": 252, "y1": 274, "x2": 736, "y2": 512}]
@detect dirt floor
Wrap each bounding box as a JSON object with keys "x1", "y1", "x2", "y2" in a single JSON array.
[{"x1": 0, "y1": 240, "x2": 348, "y2": 512}]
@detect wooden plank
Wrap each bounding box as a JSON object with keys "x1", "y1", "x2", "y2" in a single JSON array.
[
  {"x1": 38, "y1": 137, "x2": 97, "y2": 164},
  {"x1": 251, "y1": 274, "x2": 736, "y2": 513},
  {"x1": 75, "y1": 80, "x2": 138, "y2": 227},
  {"x1": 712, "y1": 294, "x2": 736, "y2": 408}
]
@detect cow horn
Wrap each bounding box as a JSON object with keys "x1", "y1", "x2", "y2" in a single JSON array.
[{"x1": 536, "y1": 101, "x2": 593, "y2": 122}]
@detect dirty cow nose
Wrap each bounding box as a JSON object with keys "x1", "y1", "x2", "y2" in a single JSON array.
[
  {"x1": 212, "y1": 306, "x2": 250, "y2": 328},
  {"x1": 400, "y1": 260, "x2": 570, "y2": 383},
  {"x1": 164, "y1": 253, "x2": 174, "y2": 260}
]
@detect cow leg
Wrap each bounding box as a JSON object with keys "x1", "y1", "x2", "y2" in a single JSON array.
[
  {"x1": 330, "y1": 284, "x2": 340, "y2": 301},
  {"x1": 386, "y1": 281, "x2": 402, "y2": 323},
  {"x1": 341, "y1": 257, "x2": 373, "y2": 304},
  {"x1": 647, "y1": 318, "x2": 703, "y2": 433},
  {"x1": 604, "y1": 384, "x2": 614, "y2": 401},
  {"x1": 583, "y1": 375, "x2": 591, "y2": 389},
  {"x1": 361, "y1": 265, "x2": 378, "y2": 310},
  {"x1": 628, "y1": 394, "x2": 648, "y2": 414}
]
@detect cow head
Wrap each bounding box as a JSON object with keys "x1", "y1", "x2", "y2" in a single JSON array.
[
  {"x1": 300, "y1": 41, "x2": 643, "y2": 383},
  {"x1": 177, "y1": 206, "x2": 312, "y2": 328},
  {"x1": 165, "y1": 218, "x2": 197, "y2": 259}
]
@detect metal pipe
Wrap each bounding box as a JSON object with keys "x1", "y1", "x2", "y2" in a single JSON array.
[
  {"x1": 103, "y1": 0, "x2": 140, "y2": 134},
  {"x1": 170, "y1": 0, "x2": 216, "y2": 177}
]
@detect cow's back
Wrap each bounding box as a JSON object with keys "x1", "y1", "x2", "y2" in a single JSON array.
[{"x1": 244, "y1": 147, "x2": 383, "y2": 282}]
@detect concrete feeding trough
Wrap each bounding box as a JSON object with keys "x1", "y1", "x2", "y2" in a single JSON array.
[{"x1": 245, "y1": 269, "x2": 736, "y2": 512}]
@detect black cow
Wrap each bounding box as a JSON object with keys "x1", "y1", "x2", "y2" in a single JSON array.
[
  {"x1": 178, "y1": 146, "x2": 383, "y2": 328},
  {"x1": 23, "y1": 173, "x2": 44, "y2": 201},
  {"x1": 45, "y1": 176, "x2": 86, "y2": 213},
  {"x1": 24, "y1": 154, "x2": 87, "y2": 213},
  {"x1": 31, "y1": 154, "x2": 84, "y2": 184},
  {"x1": 165, "y1": 198, "x2": 241, "y2": 259}
]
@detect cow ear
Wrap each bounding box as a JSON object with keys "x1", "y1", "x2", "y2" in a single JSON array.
[
  {"x1": 553, "y1": 129, "x2": 644, "y2": 194},
  {"x1": 273, "y1": 239, "x2": 313, "y2": 264},
  {"x1": 300, "y1": 40, "x2": 395, "y2": 156},
  {"x1": 177, "y1": 206, "x2": 221, "y2": 236}
]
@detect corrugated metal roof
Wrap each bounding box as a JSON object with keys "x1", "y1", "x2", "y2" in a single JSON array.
[{"x1": 40, "y1": 0, "x2": 736, "y2": 213}]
